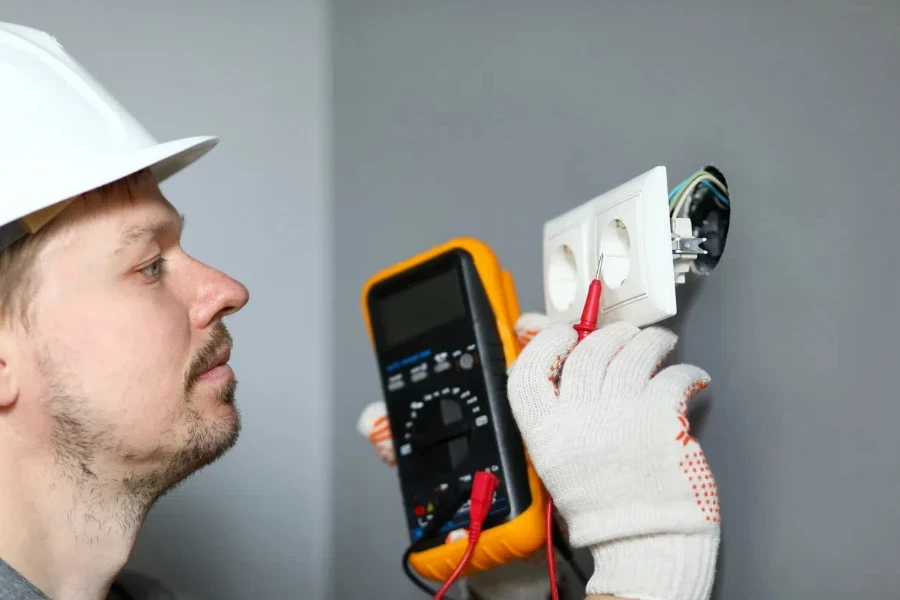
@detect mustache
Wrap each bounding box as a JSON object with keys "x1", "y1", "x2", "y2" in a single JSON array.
[{"x1": 184, "y1": 322, "x2": 233, "y2": 393}]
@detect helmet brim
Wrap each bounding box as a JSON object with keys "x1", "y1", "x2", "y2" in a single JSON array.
[{"x1": 6, "y1": 135, "x2": 219, "y2": 236}]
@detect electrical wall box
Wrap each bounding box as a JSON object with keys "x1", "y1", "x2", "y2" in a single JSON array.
[{"x1": 543, "y1": 166, "x2": 677, "y2": 328}]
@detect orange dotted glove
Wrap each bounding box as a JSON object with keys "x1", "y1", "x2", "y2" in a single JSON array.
[{"x1": 507, "y1": 322, "x2": 721, "y2": 599}]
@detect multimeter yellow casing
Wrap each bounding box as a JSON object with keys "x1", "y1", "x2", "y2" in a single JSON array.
[{"x1": 361, "y1": 237, "x2": 548, "y2": 582}]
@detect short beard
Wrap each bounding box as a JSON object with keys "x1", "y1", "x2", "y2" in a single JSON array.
[
  {"x1": 130, "y1": 379, "x2": 242, "y2": 502},
  {"x1": 43, "y1": 345, "x2": 241, "y2": 541}
]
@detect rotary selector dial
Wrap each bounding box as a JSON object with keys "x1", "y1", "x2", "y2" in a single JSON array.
[{"x1": 405, "y1": 386, "x2": 474, "y2": 473}]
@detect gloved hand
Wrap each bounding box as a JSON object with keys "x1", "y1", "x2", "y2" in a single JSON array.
[{"x1": 507, "y1": 322, "x2": 720, "y2": 600}]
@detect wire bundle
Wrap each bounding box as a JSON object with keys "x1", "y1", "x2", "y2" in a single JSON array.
[
  {"x1": 668, "y1": 167, "x2": 730, "y2": 217},
  {"x1": 668, "y1": 166, "x2": 731, "y2": 275}
]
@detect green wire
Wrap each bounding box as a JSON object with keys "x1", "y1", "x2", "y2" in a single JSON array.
[{"x1": 668, "y1": 170, "x2": 729, "y2": 213}]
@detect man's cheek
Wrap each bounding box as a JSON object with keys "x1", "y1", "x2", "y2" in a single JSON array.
[
  {"x1": 114, "y1": 387, "x2": 188, "y2": 457},
  {"x1": 118, "y1": 384, "x2": 183, "y2": 426}
]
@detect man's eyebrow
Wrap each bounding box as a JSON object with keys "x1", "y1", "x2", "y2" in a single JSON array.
[{"x1": 116, "y1": 213, "x2": 185, "y2": 251}]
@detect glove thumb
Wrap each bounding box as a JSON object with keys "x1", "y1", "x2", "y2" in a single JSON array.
[
  {"x1": 357, "y1": 401, "x2": 395, "y2": 467},
  {"x1": 513, "y1": 312, "x2": 554, "y2": 347}
]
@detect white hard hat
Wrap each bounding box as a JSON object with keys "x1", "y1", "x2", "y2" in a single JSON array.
[{"x1": 0, "y1": 22, "x2": 218, "y2": 251}]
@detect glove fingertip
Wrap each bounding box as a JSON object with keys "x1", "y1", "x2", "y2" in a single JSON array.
[
  {"x1": 508, "y1": 324, "x2": 577, "y2": 428},
  {"x1": 649, "y1": 363, "x2": 712, "y2": 412},
  {"x1": 357, "y1": 400, "x2": 388, "y2": 438},
  {"x1": 514, "y1": 311, "x2": 553, "y2": 337}
]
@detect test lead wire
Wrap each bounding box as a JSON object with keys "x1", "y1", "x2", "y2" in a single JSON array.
[{"x1": 548, "y1": 255, "x2": 604, "y2": 600}]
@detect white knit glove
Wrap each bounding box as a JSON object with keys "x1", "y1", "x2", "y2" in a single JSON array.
[{"x1": 507, "y1": 322, "x2": 721, "y2": 600}]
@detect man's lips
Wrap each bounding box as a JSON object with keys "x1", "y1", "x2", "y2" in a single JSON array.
[{"x1": 198, "y1": 347, "x2": 232, "y2": 380}]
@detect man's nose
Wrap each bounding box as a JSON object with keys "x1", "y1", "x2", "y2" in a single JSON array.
[
  {"x1": 191, "y1": 267, "x2": 250, "y2": 327},
  {"x1": 219, "y1": 275, "x2": 250, "y2": 318}
]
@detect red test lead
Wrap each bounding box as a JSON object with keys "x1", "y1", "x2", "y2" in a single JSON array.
[
  {"x1": 573, "y1": 255, "x2": 604, "y2": 342},
  {"x1": 547, "y1": 255, "x2": 605, "y2": 600},
  {"x1": 433, "y1": 472, "x2": 500, "y2": 600}
]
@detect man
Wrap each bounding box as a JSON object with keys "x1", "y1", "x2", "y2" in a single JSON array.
[
  {"x1": 360, "y1": 313, "x2": 721, "y2": 600},
  {"x1": 0, "y1": 23, "x2": 248, "y2": 599}
]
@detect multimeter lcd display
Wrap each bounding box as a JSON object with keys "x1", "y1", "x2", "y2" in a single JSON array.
[{"x1": 375, "y1": 269, "x2": 468, "y2": 349}]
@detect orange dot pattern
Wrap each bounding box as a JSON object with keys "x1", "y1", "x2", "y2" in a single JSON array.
[
  {"x1": 547, "y1": 343, "x2": 576, "y2": 397},
  {"x1": 675, "y1": 379, "x2": 719, "y2": 522},
  {"x1": 674, "y1": 380, "x2": 706, "y2": 446},
  {"x1": 680, "y1": 451, "x2": 720, "y2": 523},
  {"x1": 651, "y1": 349, "x2": 674, "y2": 378},
  {"x1": 517, "y1": 329, "x2": 541, "y2": 347},
  {"x1": 368, "y1": 415, "x2": 396, "y2": 467}
]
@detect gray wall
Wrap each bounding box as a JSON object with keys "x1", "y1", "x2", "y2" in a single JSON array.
[
  {"x1": 5, "y1": 2, "x2": 332, "y2": 599},
  {"x1": 332, "y1": 1, "x2": 900, "y2": 599}
]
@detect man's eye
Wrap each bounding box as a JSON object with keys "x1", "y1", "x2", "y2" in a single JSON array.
[{"x1": 141, "y1": 258, "x2": 168, "y2": 278}]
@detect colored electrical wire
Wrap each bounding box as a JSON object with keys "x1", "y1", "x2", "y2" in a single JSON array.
[
  {"x1": 669, "y1": 169, "x2": 729, "y2": 216},
  {"x1": 433, "y1": 472, "x2": 500, "y2": 599},
  {"x1": 551, "y1": 519, "x2": 589, "y2": 586},
  {"x1": 547, "y1": 497, "x2": 558, "y2": 600},
  {"x1": 402, "y1": 487, "x2": 472, "y2": 599},
  {"x1": 403, "y1": 545, "x2": 443, "y2": 598}
]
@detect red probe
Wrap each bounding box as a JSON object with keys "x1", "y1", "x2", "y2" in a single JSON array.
[
  {"x1": 547, "y1": 255, "x2": 604, "y2": 600},
  {"x1": 573, "y1": 256, "x2": 605, "y2": 342}
]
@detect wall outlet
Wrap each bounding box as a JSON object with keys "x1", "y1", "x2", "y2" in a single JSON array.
[{"x1": 542, "y1": 166, "x2": 677, "y2": 328}]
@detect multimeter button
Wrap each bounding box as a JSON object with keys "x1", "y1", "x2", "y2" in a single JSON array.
[
  {"x1": 414, "y1": 505, "x2": 425, "y2": 517},
  {"x1": 459, "y1": 353, "x2": 474, "y2": 370}
]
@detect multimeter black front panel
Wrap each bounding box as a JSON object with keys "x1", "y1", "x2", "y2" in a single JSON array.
[{"x1": 367, "y1": 249, "x2": 531, "y2": 548}]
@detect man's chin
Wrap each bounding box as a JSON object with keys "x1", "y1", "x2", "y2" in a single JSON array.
[
  {"x1": 185, "y1": 401, "x2": 242, "y2": 467},
  {"x1": 154, "y1": 385, "x2": 242, "y2": 494}
]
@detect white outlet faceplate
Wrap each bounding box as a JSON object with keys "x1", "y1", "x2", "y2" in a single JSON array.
[{"x1": 542, "y1": 166, "x2": 676, "y2": 328}]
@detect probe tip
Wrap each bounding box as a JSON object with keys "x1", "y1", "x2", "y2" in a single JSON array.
[{"x1": 595, "y1": 255, "x2": 604, "y2": 280}]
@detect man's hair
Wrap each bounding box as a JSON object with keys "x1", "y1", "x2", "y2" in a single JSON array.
[
  {"x1": 0, "y1": 170, "x2": 153, "y2": 326},
  {"x1": 0, "y1": 226, "x2": 48, "y2": 326}
]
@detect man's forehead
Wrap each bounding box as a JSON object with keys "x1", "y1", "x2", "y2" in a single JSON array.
[
  {"x1": 59, "y1": 187, "x2": 183, "y2": 252},
  {"x1": 115, "y1": 207, "x2": 184, "y2": 251},
  {"x1": 26, "y1": 175, "x2": 185, "y2": 262}
]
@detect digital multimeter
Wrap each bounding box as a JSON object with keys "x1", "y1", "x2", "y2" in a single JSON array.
[{"x1": 361, "y1": 238, "x2": 547, "y2": 582}]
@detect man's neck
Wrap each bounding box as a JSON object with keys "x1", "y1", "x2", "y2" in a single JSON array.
[{"x1": 0, "y1": 449, "x2": 146, "y2": 600}]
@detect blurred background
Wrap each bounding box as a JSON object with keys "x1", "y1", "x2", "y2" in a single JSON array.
[{"x1": 5, "y1": 1, "x2": 900, "y2": 599}]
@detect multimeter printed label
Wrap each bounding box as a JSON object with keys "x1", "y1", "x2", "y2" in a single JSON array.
[{"x1": 387, "y1": 373, "x2": 404, "y2": 391}]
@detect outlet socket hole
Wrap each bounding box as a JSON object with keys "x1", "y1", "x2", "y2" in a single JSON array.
[
  {"x1": 599, "y1": 219, "x2": 631, "y2": 289},
  {"x1": 548, "y1": 244, "x2": 578, "y2": 311}
]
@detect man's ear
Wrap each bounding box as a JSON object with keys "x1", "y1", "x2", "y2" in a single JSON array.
[{"x1": 0, "y1": 340, "x2": 19, "y2": 408}]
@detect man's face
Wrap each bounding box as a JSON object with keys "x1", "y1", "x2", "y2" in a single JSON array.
[{"x1": 10, "y1": 175, "x2": 249, "y2": 501}]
